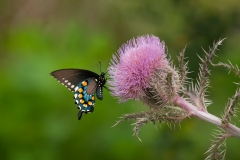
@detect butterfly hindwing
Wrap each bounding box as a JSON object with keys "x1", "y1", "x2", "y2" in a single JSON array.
[
  {"x1": 74, "y1": 78, "x2": 96, "y2": 113},
  {"x1": 86, "y1": 78, "x2": 98, "y2": 95}
]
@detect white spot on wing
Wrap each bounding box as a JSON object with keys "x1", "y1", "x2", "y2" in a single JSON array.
[
  {"x1": 74, "y1": 94, "x2": 77, "y2": 98},
  {"x1": 74, "y1": 86, "x2": 79, "y2": 92}
]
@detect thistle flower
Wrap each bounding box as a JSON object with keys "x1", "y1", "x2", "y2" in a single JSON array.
[
  {"x1": 108, "y1": 35, "x2": 180, "y2": 107},
  {"x1": 108, "y1": 36, "x2": 240, "y2": 159}
]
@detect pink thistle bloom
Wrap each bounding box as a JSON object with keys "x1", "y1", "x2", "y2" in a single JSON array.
[{"x1": 108, "y1": 35, "x2": 169, "y2": 101}]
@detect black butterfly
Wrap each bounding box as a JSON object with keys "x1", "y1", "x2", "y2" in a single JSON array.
[{"x1": 50, "y1": 69, "x2": 107, "y2": 120}]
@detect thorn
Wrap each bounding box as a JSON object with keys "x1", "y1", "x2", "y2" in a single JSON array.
[{"x1": 133, "y1": 133, "x2": 142, "y2": 142}]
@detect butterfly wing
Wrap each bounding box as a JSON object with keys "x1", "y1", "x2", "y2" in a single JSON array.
[
  {"x1": 74, "y1": 78, "x2": 96, "y2": 114},
  {"x1": 86, "y1": 78, "x2": 98, "y2": 95},
  {"x1": 50, "y1": 69, "x2": 99, "y2": 92}
]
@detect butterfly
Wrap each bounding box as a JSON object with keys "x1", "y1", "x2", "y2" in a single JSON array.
[{"x1": 50, "y1": 68, "x2": 107, "y2": 120}]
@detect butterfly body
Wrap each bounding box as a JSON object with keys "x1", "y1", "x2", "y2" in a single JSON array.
[{"x1": 51, "y1": 69, "x2": 106, "y2": 120}]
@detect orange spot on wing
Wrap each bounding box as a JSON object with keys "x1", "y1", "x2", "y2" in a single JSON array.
[
  {"x1": 78, "y1": 88, "x2": 83, "y2": 93},
  {"x1": 78, "y1": 94, "x2": 83, "y2": 98},
  {"x1": 82, "y1": 81, "x2": 88, "y2": 86}
]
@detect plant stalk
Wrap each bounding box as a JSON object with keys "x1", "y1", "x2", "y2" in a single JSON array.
[{"x1": 174, "y1": 95, "x2": 240, "y2": 138}]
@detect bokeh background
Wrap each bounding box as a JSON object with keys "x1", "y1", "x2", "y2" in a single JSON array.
[{"x1": 1, "y1": 0, "x2": 240, "y2": 160}]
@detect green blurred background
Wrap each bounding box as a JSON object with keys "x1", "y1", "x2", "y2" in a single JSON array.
[{"x1": 1, "y1": 0, "x2": 240, "y2": 160}]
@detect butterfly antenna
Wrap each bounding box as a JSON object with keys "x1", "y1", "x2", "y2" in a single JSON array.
[{"x1": 97, "y1": 61, "x2": 109, "y2": 77}]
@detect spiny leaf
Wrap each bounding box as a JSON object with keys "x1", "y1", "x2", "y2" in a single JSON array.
[
  {"x1": 177, "y1": 46, "x2": 189, "y2": 87},
  {"x1": 205, "y1": 129, "x2": 230, "y2": 160},
  {"x1": 214, "y1": 61, "x2": 240, "y2": 79},
  {"x1": 196, "y1": 39, "x2": 225, "y2": 110},
  {"x1": 112, "y1": 106, "x2": 188, "y2": 140},
  {"x1": 222, "y1": 89, "x2": 240, "y2": 123}
]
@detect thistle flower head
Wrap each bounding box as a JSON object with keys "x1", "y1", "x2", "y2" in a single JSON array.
[{"x1": 108, "y1": 35, "x2": 180, "y2": 106}]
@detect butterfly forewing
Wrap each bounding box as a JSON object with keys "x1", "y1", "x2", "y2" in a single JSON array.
[{"x1": 51, "y1": 69, "x2": 99, "y2": 92}]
